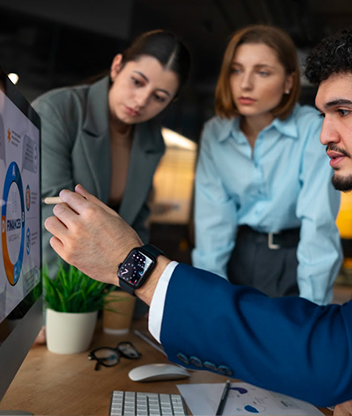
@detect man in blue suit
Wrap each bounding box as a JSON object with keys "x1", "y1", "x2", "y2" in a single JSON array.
[{"x1": 45, "y1": 28, "x2": 352, "y2": 414}]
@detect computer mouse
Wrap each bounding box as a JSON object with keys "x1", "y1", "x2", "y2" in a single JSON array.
[{"x1": 128, "y1": 363, "x2": 190, "y2": 382}]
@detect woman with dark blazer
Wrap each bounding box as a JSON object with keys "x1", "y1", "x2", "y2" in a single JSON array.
[{"x1": 33, "y1": 30, "x2": 191, "y2": 279}]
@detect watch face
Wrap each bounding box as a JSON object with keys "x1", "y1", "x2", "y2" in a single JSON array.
[{"x1": 118, "y1": 250, "x2": 154, "y2": 287}]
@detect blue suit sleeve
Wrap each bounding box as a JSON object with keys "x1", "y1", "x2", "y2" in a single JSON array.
[{"x1": 160, "y1": 263, "x2": 352, "y2": 407}]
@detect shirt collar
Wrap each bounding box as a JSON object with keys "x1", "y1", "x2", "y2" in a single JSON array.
[
  {"x1": 268, "y1": 105, "x2": 299, "y2": 139},
  {"x1": 218, "y1": 104, "x2": 299, "y2": 142},
  {"x1": 218, "y1": 117, "x2": 241, "y2": 142}
]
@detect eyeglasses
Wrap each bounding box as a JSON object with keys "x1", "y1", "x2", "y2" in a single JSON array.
[{"x1": 88, "y1": 341, "x2": 141, "y2": 371}]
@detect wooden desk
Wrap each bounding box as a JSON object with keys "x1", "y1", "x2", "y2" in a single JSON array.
[{"x1": 0, "y1": 318, "x2": 333, "y2": 415}]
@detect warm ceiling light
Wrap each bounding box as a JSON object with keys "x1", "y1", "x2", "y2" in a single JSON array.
[
  {"x1": 8, "y1": 73, "x2": 19, "y2": 84},
  {"x1": 161, "y1": 127, "x2": 197, "y2": 151}
]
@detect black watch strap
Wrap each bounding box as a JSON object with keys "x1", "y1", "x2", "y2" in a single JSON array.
[
  {"x1": 119, "y1": 278, "x2": 136, "y2": 296},
  {"x1": 142, "y1": 243, "x2": 164, "y2": 258}
]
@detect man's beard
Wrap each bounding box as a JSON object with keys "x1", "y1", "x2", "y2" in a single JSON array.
[{"x1": 332, "y1": 173, "x2": 352, "y2": 191}]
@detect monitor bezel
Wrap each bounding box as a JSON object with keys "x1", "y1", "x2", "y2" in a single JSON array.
[{"x1": 0, "y1": 67, "x2": 42, "y2": 402}]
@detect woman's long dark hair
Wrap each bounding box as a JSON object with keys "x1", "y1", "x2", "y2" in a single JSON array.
[
  {"x1": 82, "y1": 30, "x2": 191, "y2": 96},
  {"x1": 122, "y1": 30, "x2": 191, "y2": 95}
]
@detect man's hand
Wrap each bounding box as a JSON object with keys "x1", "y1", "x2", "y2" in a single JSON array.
[
  {"x1": 334, "y1": 400, "x2": 352, "y2": 416},
  {"x1": 44, "y1": 184, "x2": 142, "y2": 285}
]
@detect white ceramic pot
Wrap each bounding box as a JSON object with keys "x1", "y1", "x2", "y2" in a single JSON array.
[{"x1": 46, "y1": 309, "x2": 98, "y2": 354}]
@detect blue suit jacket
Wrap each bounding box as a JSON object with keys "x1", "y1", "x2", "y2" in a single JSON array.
[{"x1": 160, "y1": 263, "x2": 352, "y2": 407}]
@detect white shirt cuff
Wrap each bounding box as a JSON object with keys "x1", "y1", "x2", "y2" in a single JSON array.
[{"x1": 148, "y1": 261, "x2": 178, "y2": 343}]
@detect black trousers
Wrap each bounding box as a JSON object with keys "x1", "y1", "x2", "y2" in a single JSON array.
[{"x1": 227, "y1": 227, "x2": 299, "y2": 298}]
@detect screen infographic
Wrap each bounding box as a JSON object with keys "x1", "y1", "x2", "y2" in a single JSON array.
[{"x1": 0, "y1": 88, "x2": 40, "y2": 324}]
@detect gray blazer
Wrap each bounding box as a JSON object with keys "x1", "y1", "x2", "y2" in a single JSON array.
[{"x1": 32, "y1": 76, "x2": 165, "y2": 277}]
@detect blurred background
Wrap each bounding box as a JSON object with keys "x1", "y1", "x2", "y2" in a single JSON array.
[{"x1": 1, "y1": 0, "x2": 352, "y2": 297}]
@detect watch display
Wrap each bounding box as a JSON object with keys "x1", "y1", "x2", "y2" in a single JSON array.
[
  {"x1": 118, "y1": 250, "x2": 154, "y2": 287},
  {"x1": 117, "y1": 244, "x2": 164, "y2": 296}
]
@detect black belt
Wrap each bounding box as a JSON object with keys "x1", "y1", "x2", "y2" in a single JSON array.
[{"x1": 237, "y1": 225, "x2": 300, "y2": 250}]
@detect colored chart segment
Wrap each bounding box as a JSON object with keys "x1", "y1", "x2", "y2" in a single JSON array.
[
  {"x1": 244, "y1": 404, "x2": 266, "y2": 413},
  {"x1": 1, "y1": 161, "x2": 25, "y2": 285},
  {"x1": 231, "y1": 387, "x2": 248, "y2": 394}
]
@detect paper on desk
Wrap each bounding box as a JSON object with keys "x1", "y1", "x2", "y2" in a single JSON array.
[{"x1": 177, "y1": 382, "x2": 324, "y2": 415}]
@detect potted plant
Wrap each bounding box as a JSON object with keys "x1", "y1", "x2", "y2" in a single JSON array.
[{"x1": 43, "y1": 263, "x2": 115, "y2": 354}]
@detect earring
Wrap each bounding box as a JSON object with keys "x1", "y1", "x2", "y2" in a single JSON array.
[{"x1": 285, "y1": 89, "x2": 291, "y2": 94}]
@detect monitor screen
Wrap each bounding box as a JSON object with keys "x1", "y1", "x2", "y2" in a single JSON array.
[{"x1": 0, "y1": 68, "x2": 42, "y2": 402}]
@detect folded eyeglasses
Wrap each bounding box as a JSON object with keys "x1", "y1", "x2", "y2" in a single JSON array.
[{"x1": 88, "y1": 341, "x2": 141, "y2": 371}]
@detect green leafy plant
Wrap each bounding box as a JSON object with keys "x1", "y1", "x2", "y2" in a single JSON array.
[{"x1": 43, "y1": 264, "x2": 115, "y2": 313}]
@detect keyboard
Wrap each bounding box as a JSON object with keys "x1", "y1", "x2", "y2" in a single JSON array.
[{"x1": 109, "y1": 391, "x2": 187, "y2": 416}]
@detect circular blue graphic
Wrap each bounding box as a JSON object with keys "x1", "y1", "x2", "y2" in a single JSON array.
[{"x1": 1, "y1": 161, "x2": 25, "y2": 285}]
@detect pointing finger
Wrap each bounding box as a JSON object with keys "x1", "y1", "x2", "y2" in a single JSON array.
[
  {"x1": 75, "y1": 184, "x2": 118, "y2": 216},
  {"x1": 58, "y1": 189, "x2": 89, "y2": 214}
]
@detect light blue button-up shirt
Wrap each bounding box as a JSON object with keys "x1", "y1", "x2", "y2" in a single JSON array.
[{"x1": 192, "y1": 104, "x2": 342, "y2": 305}]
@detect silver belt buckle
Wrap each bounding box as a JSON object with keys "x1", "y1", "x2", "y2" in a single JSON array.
[{"x1": 268, "y1": 232, "x2": 280, "y2": 249}]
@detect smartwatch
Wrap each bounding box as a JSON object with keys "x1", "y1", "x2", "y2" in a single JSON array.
[{"x1": 117, "y1": 244, "x2": 164, "y2": 296}]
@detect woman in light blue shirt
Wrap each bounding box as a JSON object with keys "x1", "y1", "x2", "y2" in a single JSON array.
[{"x1": 192, "y1": 25, "x2": 342, "y2": 305}]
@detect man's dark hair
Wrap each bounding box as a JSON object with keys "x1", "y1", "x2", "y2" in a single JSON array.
[{"x1": 305, "y1": 27, "x2": 352, "y2": 85}]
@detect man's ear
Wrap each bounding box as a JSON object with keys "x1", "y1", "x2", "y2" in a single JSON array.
[{"x1": 110, "y1": 54, "x2": 124, "y2": 82}]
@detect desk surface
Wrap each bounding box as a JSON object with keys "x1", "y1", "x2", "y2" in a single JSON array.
[{"x1": 0, "y1": 318, "x2": 332, "y2": 416}]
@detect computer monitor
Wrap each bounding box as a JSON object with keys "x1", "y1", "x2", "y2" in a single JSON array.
[{"x1": 0, "y1": 68, "x2": 42, "y2": 406}]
